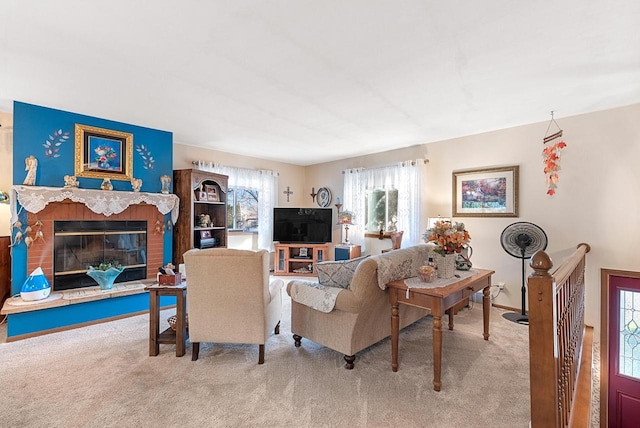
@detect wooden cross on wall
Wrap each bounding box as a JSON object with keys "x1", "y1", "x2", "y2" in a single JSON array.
[{"x1": 283, "y1": 186, "x2": 293, "y2": 202}]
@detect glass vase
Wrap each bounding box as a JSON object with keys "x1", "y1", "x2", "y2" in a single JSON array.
[{"x1": 87, "y1": 266, "x2": 125, "y2": 290}]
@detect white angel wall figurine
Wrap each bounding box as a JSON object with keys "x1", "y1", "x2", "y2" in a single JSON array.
[
  {"x1": 23, "y1": 155, "x2": 38, "y2": 185},
  {"x1": 130, "y1": 177, "x2": 142, "y2": 192},
  {"x1": 160, "y1": 175, "x2": 171, "y2": 194},
  {"x1": 64, "y1": 175, "x2": 79, "y2": 188}
]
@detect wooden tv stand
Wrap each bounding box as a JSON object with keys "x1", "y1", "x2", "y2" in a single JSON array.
[{"x1": 274, "y1": 243, "x2": 329, "y2": 276}]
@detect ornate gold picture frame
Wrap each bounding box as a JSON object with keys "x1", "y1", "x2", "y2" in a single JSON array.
[
  {"x1": 74, "y1": 124, "x2": 133, "y2": 181},
  {"x1": 452, "y1": 165, "x2": 519, "y2": 217}
]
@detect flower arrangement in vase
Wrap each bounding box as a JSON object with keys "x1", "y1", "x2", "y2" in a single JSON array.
[
  {"x1": 423, "y1": 220, "x2": 471, "y2": 255},
  {"x1": 94, "y1": 144, "x2": 118, "y2": 170},
  {"x1": 423, "y1": 220, "x2": 471, "y2": 278}
]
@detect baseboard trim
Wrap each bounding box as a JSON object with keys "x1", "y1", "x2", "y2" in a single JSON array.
[{"x1": 491, "y1": 302, "x2": 523, "y2": 313}]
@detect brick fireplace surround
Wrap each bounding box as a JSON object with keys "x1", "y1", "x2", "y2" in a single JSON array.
[
  {"x1": 26, "y1": 202, "x2": 164, "y2": 284},
  {"x1": 2, "y1": 199, "x2": 175, "y2": 341}
]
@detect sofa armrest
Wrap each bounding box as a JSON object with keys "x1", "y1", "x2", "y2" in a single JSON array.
[
  {"x1": 286, "y1": 279, "x2": 315, "y2": 296},
  {"x1": 287, "y1": 280, "x2": 361, "y2": 314},
  {"x1": 333, "y1": 289, "x2": 360, "y2": 313}
]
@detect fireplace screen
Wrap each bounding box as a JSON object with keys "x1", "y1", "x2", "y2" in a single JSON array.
[{"x1": 54, "y1": 220, "x2": 147, "y2": 290}]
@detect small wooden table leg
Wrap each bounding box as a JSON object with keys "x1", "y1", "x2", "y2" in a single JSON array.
[
  {"x1": 175, "y1": 289, "x2": 187, "y2": 357},
  {"x1": 391, "y1": 301, "x2": 400, "y2": 372},
  {"x1": 432, "y1": 316, "x2": 443, "y2": 391},
  {"x1": 447, "y1": 308, "x2": 454, "y2": 330},
  {"x1": 149, "y1": 289, "x2": 160, "y2": 356},
  {"x1": 483, "y1": 286, "x2": 491, "y2": 340}
]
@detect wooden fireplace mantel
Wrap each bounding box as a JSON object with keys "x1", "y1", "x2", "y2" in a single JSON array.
[{"x1": 10, "y1": 185, "x2": 180, "y2": 226}]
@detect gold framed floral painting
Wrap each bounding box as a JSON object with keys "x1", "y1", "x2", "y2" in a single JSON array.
[
  {"x1": 452, "y1": 165, "x2": 519, "y2": 217},
  {"x1": 74, "y1": 124, "x2": 133, "y2": 181}
]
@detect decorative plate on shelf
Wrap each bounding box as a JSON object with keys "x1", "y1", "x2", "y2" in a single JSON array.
[{"x1": 316, "y1": 187, "x2": 331, "y2": 207}]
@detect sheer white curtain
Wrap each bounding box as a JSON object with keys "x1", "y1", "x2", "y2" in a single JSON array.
[
  {"x1": 343, "y1": 167, "x2": 366, "y2": 248},
  {"x1": 195, "y1": 161, "x2": 278, "y2": 251},
  {"x1": 343, "y1": 160, "x2": 426, "y2": 252}
]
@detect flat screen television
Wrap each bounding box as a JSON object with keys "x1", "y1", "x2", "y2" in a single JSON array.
[{"x1": 273, "y1": 208, "x2": 333, "y2": 244}]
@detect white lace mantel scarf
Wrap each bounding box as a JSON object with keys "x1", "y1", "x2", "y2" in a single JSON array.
[{"x1": 10, "y1": 185, "x2": 180, "y2": 226}]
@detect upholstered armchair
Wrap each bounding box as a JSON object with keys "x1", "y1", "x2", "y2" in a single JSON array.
[{"x1": 183, "y1": 248, "x2": 284, "y2": 364}]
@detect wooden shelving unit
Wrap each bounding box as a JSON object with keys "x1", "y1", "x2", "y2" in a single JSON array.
[
  {"x1": 0, "y1": 236, "x2": 10, "y2": 307},
  {"x1": 172, "y1": 169, "x2": 229, "y2": 265},
  {"x1": 274, "y1": 243, "x2": 329, "y2": 276}
]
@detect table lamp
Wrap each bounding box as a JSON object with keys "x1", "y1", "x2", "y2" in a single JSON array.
[{"x1": 337, "y1": 210, "x2": 355, "y2": 244}]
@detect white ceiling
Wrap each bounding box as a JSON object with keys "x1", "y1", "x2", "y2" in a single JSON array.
[{"x1": 1, "y1": 1, "x2": 638, "y2": 166}]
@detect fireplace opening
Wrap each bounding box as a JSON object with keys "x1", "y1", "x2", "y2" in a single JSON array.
[{"x1": 54, "y1": 220, "x2": 148, "y2": 291}]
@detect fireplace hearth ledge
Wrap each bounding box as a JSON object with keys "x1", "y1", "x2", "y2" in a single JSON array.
[{"x1": 0, "y1": 279, "x2": 157, "y2": 315}]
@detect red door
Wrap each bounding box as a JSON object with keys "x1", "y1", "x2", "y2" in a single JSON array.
[{"x1": 608, "y1": 275, "x2": 640, "y2": 427}]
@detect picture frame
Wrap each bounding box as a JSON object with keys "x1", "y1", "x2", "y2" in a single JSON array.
[
  {"x1": 204, "y1": 185, "x2": 219, "y2": 202},
  {"x1": 200, "y1": 230, "x2": 212, "y2": 239},
  {"x1": 74, "y1": 124, "x2": 133, "y2": 181},
  {"x1": 452, "y1": 165, "x2": 519, "y2": 217},
  {"x1": 197, "y1": 190, "x2": 208, "y2": 201}
]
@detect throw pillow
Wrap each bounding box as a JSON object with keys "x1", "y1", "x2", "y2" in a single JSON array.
[{"x1": 316, "y1": 256, "x2": 369, "y2": 289}]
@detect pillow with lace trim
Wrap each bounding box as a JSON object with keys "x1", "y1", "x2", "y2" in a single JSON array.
[{"x1": 315, "y1": 256, "x2": 369, "y2": 289}]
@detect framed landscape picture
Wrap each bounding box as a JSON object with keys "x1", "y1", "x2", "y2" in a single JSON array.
[{"x1": 452, "y1": 165, "x2": 519, "y2": 217}]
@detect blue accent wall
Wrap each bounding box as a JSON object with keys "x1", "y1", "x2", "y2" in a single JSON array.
[
  {"x1": 13, "y1": 101, "x2": 173, "y2": 192},
  {"x1": 9, "y1": 101, "x2": 177, "y2": 338}
]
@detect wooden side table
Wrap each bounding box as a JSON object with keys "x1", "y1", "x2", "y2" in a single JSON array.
[
  {"x1": 386, "y1": 269, "x2": 494, "y2": 391},
  {"x1": 145, "y1": 282, "x2": 188, "y2": 357}
]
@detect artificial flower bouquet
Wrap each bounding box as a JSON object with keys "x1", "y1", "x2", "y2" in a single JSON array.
[{"x1": 423, "y1": 220, "x2": 471, "y2": 255}]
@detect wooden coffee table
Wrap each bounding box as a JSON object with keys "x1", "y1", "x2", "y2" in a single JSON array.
[
  {"x1": 387, "y1": 268, "x2": 494, "y2": 391},
  {"x1": 145, "y1": 282, "x2": 188, "y2": 357}
]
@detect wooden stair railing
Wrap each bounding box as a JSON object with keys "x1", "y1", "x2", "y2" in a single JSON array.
[{"x1": 528, "y1": 243, "x2": 592, "y2": 428}]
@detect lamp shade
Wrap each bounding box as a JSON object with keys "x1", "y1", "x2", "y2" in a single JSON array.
[
  {"x1": 337, "y1": 210, "x2": 355, "y2": 225},
  {"x1": 21, "y1": 267, "x2": 51, "y2": 301}
]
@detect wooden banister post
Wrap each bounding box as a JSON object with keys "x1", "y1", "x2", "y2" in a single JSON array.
[{"x1": 528, "y1": 250, "x2": 560, "y2": 428}]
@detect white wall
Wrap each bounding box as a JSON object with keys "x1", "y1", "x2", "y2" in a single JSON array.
[
  {"x1": 305, "y1": 103, "x2": 640, "y2": 333},
  {"x1": 0, "y1": 111, "x2": 13, "y2": 236},
  {"x1": 172, "y1": 142, "x2": 308, "y2": 207},
  {"x1": 3, "y1": 104, "x2": 637, "y2": 334}
]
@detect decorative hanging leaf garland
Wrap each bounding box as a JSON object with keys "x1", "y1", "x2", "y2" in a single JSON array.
[
  {"x1": 542, "y1": 141, "x2": 567, "y2": 196},
  {"x1": 542, "y1": 112, "x2": 567, "y2": 196}
]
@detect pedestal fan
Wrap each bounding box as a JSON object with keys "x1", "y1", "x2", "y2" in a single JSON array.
[{"x1": 500, "y1": 222, "x2": 548, "y2": 324}]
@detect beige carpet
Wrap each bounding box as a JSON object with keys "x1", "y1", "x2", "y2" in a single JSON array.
[{"x1": 0, "y1": 295, "x2": 530, "y2": 427}]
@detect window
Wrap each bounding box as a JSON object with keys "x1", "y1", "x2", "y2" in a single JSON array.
[
  {"x1": 365, "y1": 189, "x2": 398, "y2": 232},
  {"x1": 193, "y1": 160, "x2": 281, "y2": 250},
  {"x1": 227, "y1": 188, "x2": 259, "y2": 232},
  {"x1": 343, "y1": 160, "x2": 426, "y2": 249}
]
